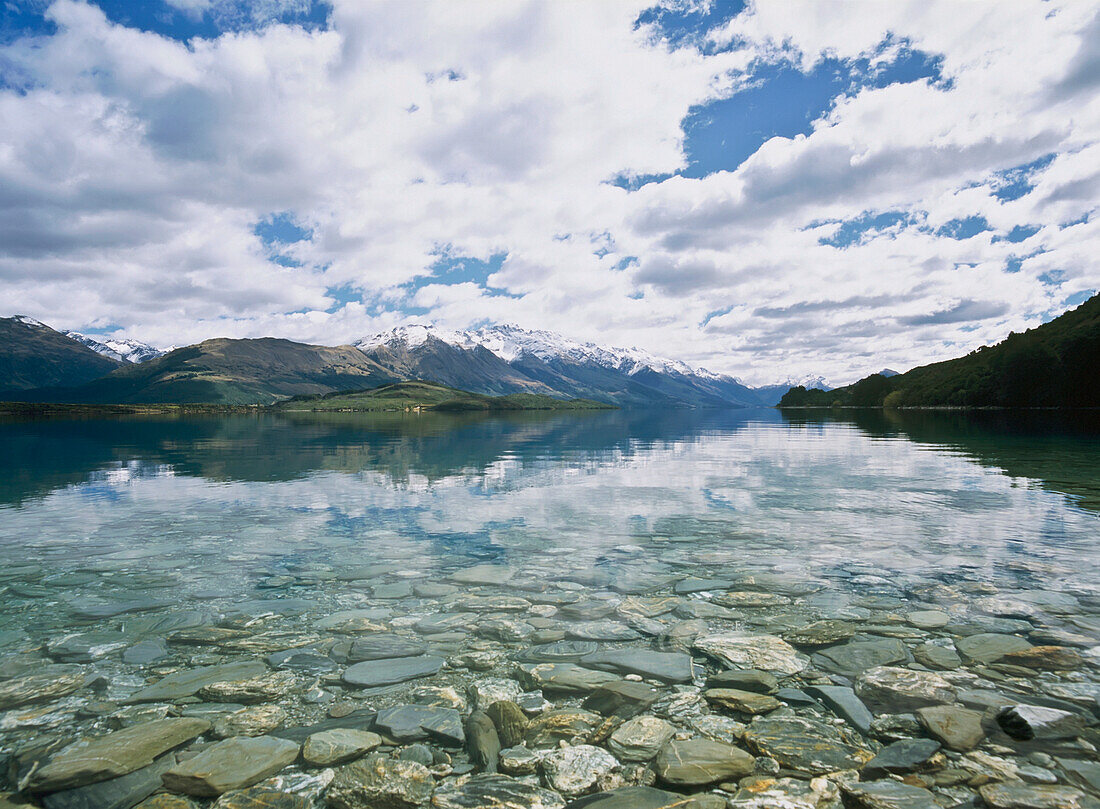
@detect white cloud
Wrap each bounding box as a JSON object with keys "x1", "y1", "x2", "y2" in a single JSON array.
[{"x1": 0, "y1": 0, "x2": 1097, "y2": 383}]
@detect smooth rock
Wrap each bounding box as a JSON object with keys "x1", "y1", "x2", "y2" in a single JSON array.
[
  {"x1": 450, "y1": 565, "x2": 516, "y2": 585},
  {"x1": 997, "y1": 705, "x2": 1088, "y2": 741},
  {"x1": 161, "y1": 736, "x2": 300, "y2": 797},
  {"x1": 212, "y1": 705, "x2": 286, "y2": 739},
  {"x1": 29, "y1": 718, "x2": 211, "y2": 792},
  {"x1": 804, "y1": 685, "x2": 873, "y2": 735},
  {"x1": 125, "y1": 662, "x2": 268, "y2": 704},
  {"x1": 211, "y1": 787, "x2": 310, "y2": 809},
  {"x1": 374, "y1": 704, "x2": 465, "y2": 746},
  {"x1": 979, "y1": 782, "x2": 1097, "y2": 809},
  {"x1": 781, "y1": 620, "x2": 856, "y2": 647},
  {"x1": 485, "y1": 700, "x2": 529, "y2": 747},
  {"x1": 955, "y1": 633, "x2": 1033, "y2": 664},
  {"x1": 301, "y1": 729, "x2": 380, "y2": 766},
  {"x1": 705, "y1": 669, "x2": 778, "y2": 694},
  {"x1": 578, "y1": 649, "x2": 693, "y2": 684},
  {"x1": 581, "y1": 680, "x2": 660, "y2": 718},
  {"x1": 432, "y1": 774, "x2": 566, "y2": 809},
  {"x1": 516, "y1": 663, "x2": 618, "y2": 695},
  {"x1": 564, "y1": 621, "x2": 641, "y2": 642},
  {"x1": 466, "y1": 711, "x2": 501, "y2": 773},
  {"x1": 47, "y1": 632, "x2": 129, "y2": 663},
  {"x1": 814, "y1": 638, "x2": 909, "y2": 676},
  {"x1": 1002, "y1": 646, "x2": 1084, "y2": 671},
  {"x1": 41, "y1": 754, "x2": 177, "y2": 809},
  {"x1": 566, "y1": 786, "x2": 724, "y2": 809},
  {"x1": 346, "y1": 635, "x2": 426, "y2": 663},
  {"x1": 499, "y1": 745, "x2": 538, "y2": 775},
  {"x1": 916, "y1": 704, "x2": 985, "y2": 751},
  {"x1": 907, "y1": 610, "x2": 950, "y2": 629},
  {"x1": 123, "y1": 640, "x2": 171, "y2": 666},
  {"x1": 517, "y1": 641, "x2": 599, "y2": 663},
  {"x1": 862, "y1": 738, "x2": 942, "y2": 778},
  {"x1": 342, "y1": 655, "x2": 443, "y2": 688},
  {"x1": 913, "y1": 643, "x2": 961, "y2": 670},
  {"x1": 654, "y1": 738, "x2": 755, "y2": 786}
]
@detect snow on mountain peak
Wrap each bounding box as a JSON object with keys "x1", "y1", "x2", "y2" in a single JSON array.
[
  {"x1": 65, "y1": 332, "x2": 164, "y2": 363},
  {"x1": 13, "y1": 315, "x2": 46, "y2": 328},
  {"x1": 354, "y1": 323, "x2": 722, "y2": 379}
]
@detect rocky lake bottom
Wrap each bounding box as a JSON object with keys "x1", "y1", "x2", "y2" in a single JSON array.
[{"x1": 0, "y1": 409, "x2": 1098, "y2": 809}]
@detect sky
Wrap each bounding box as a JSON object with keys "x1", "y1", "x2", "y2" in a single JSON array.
[{"x1": 0, "y1": 0, "x2": 1097, "y2": 385}]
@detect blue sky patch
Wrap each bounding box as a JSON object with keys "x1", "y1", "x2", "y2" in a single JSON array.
[
  {"x1": 991, "y1": 153, "x2": 1056, "y2": 201},
  {"x1": 817, "y1": 210, "x2": 915, "y2": 248},
  {"x1": 635, "y1": 0, "x2": 747, "y2": 53},
  {"x1": 935, "y1": 216, "x2": 990, "y2": 240}
]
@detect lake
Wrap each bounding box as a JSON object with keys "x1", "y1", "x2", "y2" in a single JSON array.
[{"x1": 1, "y1": 408, "x2": 1099, "y2": 805}]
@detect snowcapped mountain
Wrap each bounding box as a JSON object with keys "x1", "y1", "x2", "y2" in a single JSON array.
[
  {"x1": 750, "y1": 374, "x2": 833, "y2": 406},
  {"x1": 354, "y1": 324, "x2": 764, "y2": 408},
  {"x1": 65, "y1": 332, "x2": 165, "y2": 363}
]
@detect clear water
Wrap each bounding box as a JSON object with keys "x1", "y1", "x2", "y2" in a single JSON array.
[{"x1": 2, "y1": 408, "x2": 1098, "y2": 638}]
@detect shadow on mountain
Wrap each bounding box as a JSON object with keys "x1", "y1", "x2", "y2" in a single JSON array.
[
  {"x1": 780, "y1": 409, "x2": 1100, "y2": 513},
  {"x1": 0, "y1": 408, "x2": 780, "y2": 507}
]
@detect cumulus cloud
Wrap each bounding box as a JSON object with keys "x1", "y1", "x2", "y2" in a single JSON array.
[{"x1": 0, "y1": 0, "x2": 1097, "y2": 383}]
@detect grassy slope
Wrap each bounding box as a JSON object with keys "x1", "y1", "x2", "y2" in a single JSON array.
[
  {"x1": 275, "y1": 381, "x2": 616, "y2": 411},
  {"x1": 0, "y1": 317, "x2": 122, "y2": 392},
  {"x1": 781, "y1": 294, "x2": 1100, "y2": 408}
]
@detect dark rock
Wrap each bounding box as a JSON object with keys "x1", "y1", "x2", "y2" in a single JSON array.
[
  {"x1": 705, "y1": 669, "x2": 777, "y2": 694},
  {"x1": 805, "y1": 685, "x2": 873, "y2": 734},
  {"x1": 955, "y1": 633, "x2": 1033, "y2": 664},
  {"x1": 704, "y1": 688, "x2": 781, "y2": 715},
  {"x1": 516, "y1": 663, "x2": 618, "y2": 695},
  {"x1": 0, "y1": 666, "x2": 85, "y2": 710},
  {"x1": 346, "y1": 634, "x2": 427, "y2": 662},
  {"x1": 210, "y1": 787, "x2": 310, "y2": 809},
  {"x1": 516, "y1": 641, "x2": 599, "y2": 663},
  {"x1": 566, "y1": 786, "x2": 724, "y2": 808},
  {"x1": 841, "y1": 780, "x2": 939, "y2": 809},
  {"x1": 301, "y1": 728, "x2": 380, "y2": 766},
  {"x1": 581, "y1": 680, "x2": 660, "y2": 718},
  {"x1": 125, "y1": 661, "x2": 268, "y2": 704},
  {"x1": 978, "y1": 782, "x2": 1098, "y2": 809},
  {"x1": 374, "y1": 704, "x2": 465, "y2": 746},
  {"x1": 41, "y1": 754, "x2": 176, "y2": 809},
  {"x1": 342, "y1": 655, "x2": 443, "y2": 688},
  {"x1": 432, "y1": 774, "x2": 566, "y2": 809},
  {"x1": 814, "y1": 638, "x2": 909, "y2": 676},
  {"x1": 997, "y1": 705, "x2": 1088, "y2": 741},
  {"x1": 326, "y1": 755, "x2": 434, "y2": 809},
  {"x1": 466, "y1": 711, "x2": 500, "y2": 773},
  {"x1": 578, "y1": 649, "x2": 693, "y2": 684},
  {"x1": 123, "y1": 640, "x2": 170, "y2": 666},
  {"x1": 161, "y1": 735, "x2": 300, "y2": 797},
  {"x1": 485, "y1": 700, "x2": 528, "y2": 747},
  {"x1": 743, "y1": 715, "x2": 872, "y2": 775},
  {"x1": 917, "y1": 704, "x2": 985, "y2": 751},
  {"x1": 1002, "y1": 646, "x2": 1084, "y2": 671},
  {"x1": 862, "y1": 738, "x2": 942, "y2": 778}
]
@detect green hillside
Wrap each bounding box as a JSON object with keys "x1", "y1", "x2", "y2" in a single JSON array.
[
  {"x1": 274, "y1": 381, "x2": 616, "y2": 412},
  {"x1": 0, "y1": 316, "x2": 122, "y2": 393},
  {"x1": 14, "y1": 337, "x2": 398, "y2": 405},
  {"x1": 781, "y1": 294, "x2": 1100, "y2": 409}
]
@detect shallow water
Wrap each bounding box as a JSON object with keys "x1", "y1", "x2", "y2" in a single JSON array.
[{"x1": 1, "y1": 408, "x2": 1099, "y2": 804}]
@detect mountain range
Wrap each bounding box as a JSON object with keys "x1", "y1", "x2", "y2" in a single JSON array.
[
  {"x1": 780, "y1": 294, "x2": 1100, "y2": 409},
  {"x1": 1, "y1": 318, "x2": 787, "y2": 407}
]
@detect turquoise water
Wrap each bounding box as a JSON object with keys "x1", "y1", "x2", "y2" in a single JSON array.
[{"x1": 1, "y1": 409, "x2": 1097, "y2": 628}]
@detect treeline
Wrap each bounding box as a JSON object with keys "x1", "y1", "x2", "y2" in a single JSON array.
[{"x1": 780, "y1": 294, "x2": 1100, "y2": 409}]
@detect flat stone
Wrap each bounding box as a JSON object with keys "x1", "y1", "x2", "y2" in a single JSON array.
[
  {"x1": 706, "y1": 669, "x2": 778, "y2": 694},
  {"x1": 450, "y1": 565, "x2": 517, "y2": 585},
  {"x1": 516, "y1": 641, "x2": 599, "y2": 663},
  {"x1": 581, "y1": 680, "x2": 660, "y2": 718},
  {"x1": 804, "y1": 685, "x2": 873, "y2": 735},
  {"x1": 42, "y1": 754, "x2": 177, "y2": 809},
  {"x1": 374, "y1": 704, "x2": 464, "y2": 746},
  {"x1": 0, "y1": 666, "x2": 85, "y2": 710},
  {"x1": 47, "y1": 632, "x2": 130, "y2": 663},
  {"x1": 517, "y1": 663, "x2": 618, "y2": 695},
  {"x1": 124, "y1": 639, "x2": 171, "y2": 666},
  {"x1": 862, "y1": 738, "x2": 942, "y2": 778},
  {"x1": 161, "y1": 736, "x2": 300, "y2": 797},
  {"x1": 134, "y1": 794, "x2": 198, "y2": 809},
  {"x1": 907, "y1": 610, "x2": 950, "y2": 629},
  {"x1": 499, "y1": 745, "x2": 538, "y2": 775},
  {"x1": 814, "y1": 638, "x2": 909, "y2": 675},
  {"x1": 346, "y1": 634, "x2": 427, "y2": 662},
  {"x1": 841, "y1": 780, "x2": 939, "y2": 809},
  {"x1": 211, "y1": 786, "x2": 311, "y2": 809},
  {"x1": 579, "y1": 649, "x2": 693, "y2": 684},
  {"x1": 69, "y1": 598, "x2": 173, "y2": 620},
  {"x1": 542, "y1": 744, "x2": 618, "y2": 797},
  {"x1": 654, "y1": 738, "x2": 755, "y2": 787},
  {"x1": 712, "y1": 591, "x2": 791, "y2": 608},
  {"x1": 564, "y1": 621, "x2": 641, "y2": 641},
  {"x1": 704, "y1": 688, "x2": 781, "y2": 715},
  {"x1": 301, "y1": 729, "x2": 380, "y2": 766},
  {"x1": 608, "y1": 715, "x2": 675, "y2": 761},
  {"x1": 326, "y1": 755, "x2": 434, "y2": 809},
  {"x1": 432, "y1": 774, "x2": 565, "y2": 809},
  {"x1": 266, "y1": 649, "x2": 337, "y2": 676},
  {"x1": 566, "y1": 786, "x2": 725, "y2": 809},
  {"x1": 854, "y1": 666, "x2": 956, "y2": 710},
  {"x1": 415, "y1": 613, "x2": 476, "y2": 634},
  {"x1": 316, "y1": 609, "x2": 390, "y2": 634},
  {"x1": 29, "y1": 718, "x2": 211, "y2": 792},
  {"x1": 913, "y1": 643, "x2": 961, "y2": 670},
  {"x1": 955, "y1": 633, "x2": 1033, "y2": 664},
  {"x1": 342, "y1": 655, "x2": 443, "y2": 688},
  {"x1": 917, "y1": 704, "x2": 984, "y2": 751},
  {"x1": 675, "y1": 577, "x2": 737, "y2": 594},
  {"x1": 125, "y1": 661, "x2": 268, "y2": 704},
  {"x1": 693, "y1": 633, "x2": 807, "y2": 675},
  {"x1": 743, "y1": 715, "x2": 872, "y2": 775},
  {"x1": 979, "y1": 782, "x2": 1098, "y2": 809},
  {"x1": 1002, "y1": 646, "x2": 1084, "y2": 670}
]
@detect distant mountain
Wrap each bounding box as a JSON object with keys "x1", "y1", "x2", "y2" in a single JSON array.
[
  {"x1": 65, "y1": 332, "x2": 165, "y2": 363},
  {"x1": 780, "y1": 294, "x2": 1100, "y2": 409},
  {"x1": 0, "y1": 316, "x2": 122, "y2": 393},
  {"x1": 878, "y1": 368, "x2": 900, "y2": 378},
  {"x1": 751, "y1": 374, "x2": 832, "y2": 407},
  {"x1": 17, "y1": 338, "x2": 398, "y2": 405},
  {"x1": 355, "y1": 324, "x2": 765, "y2": 408},
  {"x1": 275, "y1": 380, "x2": 615, "y2": 412}
]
